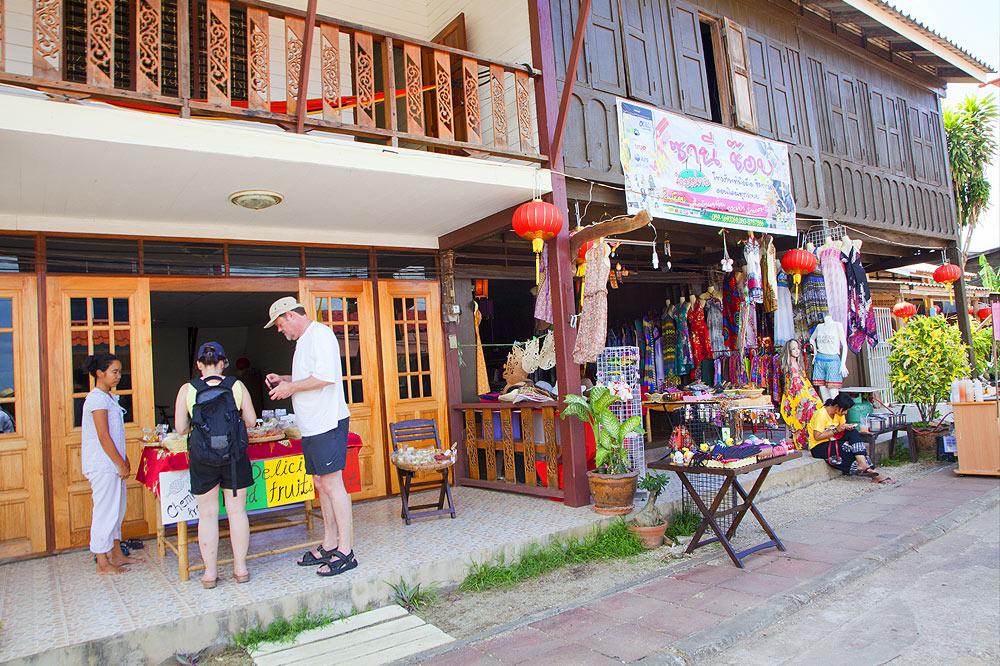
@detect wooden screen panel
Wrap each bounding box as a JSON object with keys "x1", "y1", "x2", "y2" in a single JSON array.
[
  {"x1": 432, "y1": 50, "x2": 454, "y2": 140},
  {"x1": 33, "y1": 0, "x2": 62, "y2": 80},
  {"x1": 403, "y1": 43, "x2": 424, "y2": 135},
  {"x1": 299, "y1": 281, "x2": 386, "y2": 500},
  {"x1": 47, "y1": 278, "x2": 156, "y2": 550},
  {"x1": 320, "y1": 24, "x2": 341, "y2": 120},
  {"x1": 489, "y1": 65, "x2": 507, "y2": 148},
  {"x1": 586, "y1": 0, "x2": 626, "y2": 96},
  {"x1": 619, "y1": 0, "x2": 662, "y2": 105},
  {"x1": 246, "y1": 7, "x2": 271, "y2": 112},
  {"x1": 206, "y1": 0, "x2": 231, "y2": 105},
  {"x1": 135, "y1": 0, "x2": 162, "y2": 95},
  {"x1": 285, "y1": 16, "x2": 305, "y2": 117},
  {"x1": 722, "y1": 18, "x2": 757, "y2": 133},
  {"x1": 0, "y1": 277, "x2": 44, "y2": 558},
  {"x1": 462, "y1": 57, "x2": 482, "y2": 144},
  {"x1": 747, "y1": 30, "x2": 774, "y2": 139},
  {"x1": 354, "y1": 31, "x2": 376, "y2": 128},
  {"x1": 515, "y1": 70, "x2": 532, "y2": 153},
  {"x1": 86, "y1": 0, "x2": 115, "y2": 88},
  {"x1": 670, "y1": 1, "x2": 710, "y2": 120}
]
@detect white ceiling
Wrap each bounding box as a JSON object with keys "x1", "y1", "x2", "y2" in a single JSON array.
[{"x1": 0, "y1": 89, "x2": 551, "y2": 249}]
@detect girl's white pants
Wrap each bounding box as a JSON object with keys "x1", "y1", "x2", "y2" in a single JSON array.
[{"x1": 87, "y1": 471, "x2": 127, "y2": 554}]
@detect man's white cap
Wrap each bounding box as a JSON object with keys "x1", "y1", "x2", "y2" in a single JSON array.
[{"x1": 265, "y1": 296, "x2": 305, "y2": 329}]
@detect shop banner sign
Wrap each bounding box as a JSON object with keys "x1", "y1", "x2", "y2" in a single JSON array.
[
  {"x1": 158, "y1": 455, "x2": 315, "y2": 525},
  {"x1": 617, "y1": 99, "x2": 796, "y2": 235}
]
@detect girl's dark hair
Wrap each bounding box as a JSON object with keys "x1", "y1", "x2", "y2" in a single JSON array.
[
  {"x1": 825, "y1": 393, "x2": 855, "y2": 411},
  {"x1": 197, "y1": 345, "x2": 228, "y2": 367},
  {"x1": 83, "y1": 352, "x2": 119, "y2": 377}
]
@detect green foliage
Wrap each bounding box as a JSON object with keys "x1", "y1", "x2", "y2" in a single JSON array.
[
  {"x1": 560, "y1": 387, "x2": 644, "y2": 475},
  {"x1": 888, "y1": 315, "x2": 971, "y2": 423},
  {"x1": 664, "y1": 511, "x2": 701, "y2": 541},
  {"x1": 233, "y1": 608, "x2": 345, "y2": 652},
  {"x1": 629, "y1": 473, "x2": 671, "y2": 527},
  {"x1": 944, "y1": 95, "x2": 998, "y2": 262},
  {"x1": 979, "y1": 256, "x2": 1000, "y2": 292},
  {"x1": 458, "y1": 520, "x2": 644, "y2": 592},
  {"x1": 386, "y1": 579, "x2": 439, "y2": 612},
  {"x1": 972, "y1": 325, "x2": 998, "y2": 378}
]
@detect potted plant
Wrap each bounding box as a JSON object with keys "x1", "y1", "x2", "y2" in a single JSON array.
[
  {"x1": 626, "y1": 472, "x2": 671, "y2": 548},
  {"x1": 561, "y1": 386, "x2": 643, "y2": 514},
  {"x1": 888, "y1": 315, "x2": 971, "y2": 455}
]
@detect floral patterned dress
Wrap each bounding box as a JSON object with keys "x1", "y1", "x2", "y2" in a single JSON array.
[{"x1": 780, "y1": 364, "x2": 823, "y2": 450}]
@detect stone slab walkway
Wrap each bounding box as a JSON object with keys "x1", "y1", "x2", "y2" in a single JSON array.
[{"x1": 417, "y1": 468, "x2": 999, "y2": 665}]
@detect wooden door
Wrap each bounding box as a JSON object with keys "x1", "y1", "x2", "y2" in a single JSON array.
[
  {"x1": 377, "y1": 281, "x2": 448, "y2": 493},
  {"x1": 0, "y1": 276, "x2": 45, "y2": 557},
  {"x1": 299, "y1": 280, "x2": 387, "y2": 500},
  {"x1": 47, "y1": 277, "x2": 156, "y2": 549}
]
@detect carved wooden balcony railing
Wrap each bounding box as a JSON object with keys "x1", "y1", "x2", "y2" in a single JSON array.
[
  {"x1": 0, "y1": 0, "x2": 543, "y2": 163},
  {"x1": 454, "y1": 402, "x2": 564, "y2": 499}
]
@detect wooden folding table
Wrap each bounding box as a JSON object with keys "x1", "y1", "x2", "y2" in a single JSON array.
[{"x1": 649, "y1": 452, "x2": 802, "y2": 568}]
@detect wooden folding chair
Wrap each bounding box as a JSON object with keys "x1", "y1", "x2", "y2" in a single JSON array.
[{"x1": 389, "y1": 419, "x2": 457, "y2": 525}]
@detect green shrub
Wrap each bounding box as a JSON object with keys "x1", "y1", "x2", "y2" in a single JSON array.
[{"x1": 888, "y1": 315, "x2": 971, "y2": 423}]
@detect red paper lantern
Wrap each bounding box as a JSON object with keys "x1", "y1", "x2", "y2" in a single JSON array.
[
  {"x1": 780, "y1": 248, "x2": 817, "y2": 303},
  {"x1": 513, "y1": 199, "x2": 564, "y2": 284},
  {"x1": 932, "y1": 263, "x2": 962, "y2": 285},
  {"x1": 892, "y1": 301, "x2": 917, "y2": 320},
  {"x1": 977, "y1": 306, "x2": 992, "y2": 321}
]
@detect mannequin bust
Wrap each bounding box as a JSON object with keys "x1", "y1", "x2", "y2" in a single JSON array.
[
  {"x1": 806, "y1": 242, "x2": 816, "y2": 253},
  {"x1": 809, "y1": 315, "x2": 849, "y2": 400},
  {"x1": 688, "y1": 294, "x2": 697, "y2": 305}
]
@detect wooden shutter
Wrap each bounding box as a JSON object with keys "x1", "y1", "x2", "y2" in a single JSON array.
[
  {"x1": 841, "y1": 77, "x2": 864, "y2": 161},
  {"x1": 826, "y1": 71, "x2": 847, "y2": 156},
  {"x1": 870, "y1": 89, "x2": 890, "y2": 169},
  {"x1": 908, "y1": 106, "x2": 926, "y2": 181},
  {"x1": 620, "y1": 0, "x2": 663, "y2": 105},
  {"x1": 770, "y1": 46, "x2": 799, "y2": 143},
  {"x1": 585, "y1": 0, "x2": 626, "y2": 95},
  {"x1": 670, "y1": 0, "x2": 711, "y2": 120},
  {"x1": 722, "y1": 18, "x2": 757, "y2": 133},
  {"x1": 746, "y1": 30, "x2": 774, "y2": 138},
  {"x1": 551, "y1": 0, "x2": 589, "y2": 85},
  {"x1": 885, "y1": 96, "x2": 904, "y2": 173}
]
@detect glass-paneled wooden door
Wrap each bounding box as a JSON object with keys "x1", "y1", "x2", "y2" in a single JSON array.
[
  {"x1": 377, "y1": 281, "x2": 449, "y2": 493},
  {"x1": 0, "y1": 276, "x2": 45, "y2": 557},
  {"x1": 299, "y1": 280, "x2": 387, "y2": 500},
  {"x1": 47, "y1": 278, "x2": 156, "y2": 549}
]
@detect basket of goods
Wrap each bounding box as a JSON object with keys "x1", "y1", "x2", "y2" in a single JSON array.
[
  {"x1": 161, "y1": 432, "x2": 188, "y2": 454},
  {"x1": 391, "y1": 445, "x2": 458, "y2": 473},
  {"x1": 247, "y1": 419, "x2": 287, "y2": 444},
  {"x1": 278, "y1": 415, "x2": 301, "y2": 440}
]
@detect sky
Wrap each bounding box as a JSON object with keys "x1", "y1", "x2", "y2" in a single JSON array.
[{"x1": 887, "y1": 1, "x2": 1000, "y2": 255}]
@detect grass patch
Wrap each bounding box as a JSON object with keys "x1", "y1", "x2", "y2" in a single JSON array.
[
  {"x1": 665, "y1": 510, "x2": 701, "y2": 541},
  {"x1": 232, "y1": 608, "x2": 353, "y2": 652},
  {"x1": 876, "y1": 445, "x2": 913, "y2": 468},
  {"x1": 458, "y1": 519, "x2": 644, "y2": 593},
  {"x1": 387, "y1": 579, "x2": 439, "y2": 612}
]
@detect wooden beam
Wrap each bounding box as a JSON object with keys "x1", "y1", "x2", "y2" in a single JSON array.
[
  {"x1": 887, "y1": 40, "x2": 923, "y2": 52},
  {"x1": 569, "y1": 210, "x2": 650, "y2": 259},
  {"x1": 549, "y1": 0, "x2": 590, "y2": 166},
  {"x1": 294, "y1": 0, "x2": 318, "y2": 133},
  {"x1": 438, "y1": 205, "x2": 522, "y2": 250},
  {"x1": 177, "y1": 0, "x2": 191, "y2": 117}
]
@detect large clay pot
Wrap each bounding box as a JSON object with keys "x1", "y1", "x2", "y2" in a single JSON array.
[
  {"x1": 587, "y1": 470, "x2": 638, "y2": 515},
  {"x1": 627, "y1": 522, "x2": 668, "y2": 549},
  {"x1": 907, "y1": 425, "x2": 949, "y2": 457}
]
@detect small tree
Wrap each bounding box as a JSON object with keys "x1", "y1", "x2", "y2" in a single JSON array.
[
  {"x1": 888, "y1": 315, "x2": 971, "y2": 424},
  {"x1": 944, "y1": 95, "x2": 998, "y2": 266}
]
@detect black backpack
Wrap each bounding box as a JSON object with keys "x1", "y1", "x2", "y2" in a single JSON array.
[{"x1": 188, "y1": 376, "x2": 249, "y2": 491}]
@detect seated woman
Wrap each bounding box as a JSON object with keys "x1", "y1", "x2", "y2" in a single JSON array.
[{"x1": 807, "y1": 393, "x2": 894, "y2": 484}]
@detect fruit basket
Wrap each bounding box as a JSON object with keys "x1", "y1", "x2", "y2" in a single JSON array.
[{"x1": 391, "y1": 446, "x2": 457, "y2": 473}]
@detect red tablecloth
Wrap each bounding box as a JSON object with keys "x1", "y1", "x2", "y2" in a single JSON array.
[{"x1": 136, "y1": 433, "x2": 363, "y2": 495}]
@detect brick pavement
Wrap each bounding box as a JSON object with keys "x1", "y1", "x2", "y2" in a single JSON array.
[{"x1": 419, "y1": 468, "x2": 998, "y2": 665}]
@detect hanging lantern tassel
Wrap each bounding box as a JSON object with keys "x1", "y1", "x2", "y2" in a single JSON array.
[{"x1": 532, "y1": 238, "x2": 544, "y2": 284}]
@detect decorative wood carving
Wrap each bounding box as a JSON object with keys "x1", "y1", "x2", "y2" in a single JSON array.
[
  {"x1": 543, "y1": 408, "x2": 559, "y2": 490},
  {"x1": 33, "y1": 0, "x2": 62, "y2": 80},
  {"x1": 569, "y1": 210, "x2": 652, "y2": 259},
  {"x1": 320, "y1": 24, "x2": 341, "y2": 120},
  {"x1": 136, "y1": 0, "x2": 162, "y2": 95},
  {"x1": 522, "y1": 409, "x2": 537, "y2": 486},
  {"x1": 206, "y1": 0, "x2": 231, "y2": 105},
  {"x1": 483, "y1": 409, "x2": 497, "y2": 480},
  {"x1": 284, "y1": 17, "x2": 304, "y2": 116},
  {"x1": 246, "y1": 7, "x2": 270, "y2": 111},
  {"x1": 403, "y1": 43, "x2": 424, "y2": 135},
  {"x1": 461, "y1": 57, "x2": 481, "y2": 145},
  {"x1": 501, "y1": 410, "x2": 515, "y2": 483},
  {"x1": 489, "y1": 64, "x2": 507, "y2": 148},
  {"x1": 464, "y1": 410, "x2": 479, "y2": 480},
  {"x1": 515, "y1": 71, "x2": 533, "y2": 153},
  {"x1": 86, "y1": 0, "x2": 114, "y2": 88},
  {"x1": 354, "y1": 31, "x2": 376, "y2": 128},
  {"x1": 432, "y1": 50, "x2": 453, "y2": 140}
]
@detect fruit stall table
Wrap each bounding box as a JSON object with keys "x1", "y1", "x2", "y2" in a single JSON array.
[
  {"x1": 136, "y1": 435, "x2": 362, "y2": 581},
  {"x1": 649, "y1": 451, "x2": 802, "y2": 568}
]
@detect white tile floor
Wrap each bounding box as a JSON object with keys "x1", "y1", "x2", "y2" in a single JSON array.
[{"x1": 0, "y1": 487, "x2": 603, "y2": 663}]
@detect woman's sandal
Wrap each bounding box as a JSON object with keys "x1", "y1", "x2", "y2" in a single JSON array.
[
  {"x1": 316, "y1": 550, "x2": 358, "y2": 577},
  {"x1": 234, "y1": 572, "x2": 250, "y2": 584},
  {"x1": 201, "y1": 578, "x2": 218, "y2": 589},
  {"x1": 297, "y1": 545, "x2": 336, "y2": 567}
]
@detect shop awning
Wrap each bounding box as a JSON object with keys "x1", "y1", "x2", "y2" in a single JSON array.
[{"x1": 0, "y1": 90, "x2": 551, "y2": 249}]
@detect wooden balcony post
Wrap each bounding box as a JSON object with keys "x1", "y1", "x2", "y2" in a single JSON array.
[
  {"x1": 383, "y1": 36, "x2": 397, "y2": 141},
  {"x1": 529, "y1": 0, "x2": 589, "y2": 508},
  {"x1": 177, "y1": 0, "x2": 191, "y2": 116},
  {"x1": 294, "y1": 0, "x2": 318, "y2": 133}
]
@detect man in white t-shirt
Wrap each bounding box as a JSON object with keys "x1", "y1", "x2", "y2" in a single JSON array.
[{"x1": 265, "y1": 297, "x2": 357, "y2": 577}]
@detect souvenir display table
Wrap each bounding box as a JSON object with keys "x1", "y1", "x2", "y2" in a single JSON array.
[
  {"x1": 136, "y1": 435, "x2": 362, "y2": 581},
  {"x1": 649, "y1": 451, "x2": 802, "y2": 568}
]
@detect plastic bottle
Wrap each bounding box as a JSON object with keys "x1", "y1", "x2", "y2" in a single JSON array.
[
  {"x1": 972, "y1": 379, "x2": 984, "y2": 402},
  {"x1": 950, "y1": 379, "x2": 961, "y2": 404},
  {"x1": 958, "y1": 380, "x2": 968, "y2": 402}
]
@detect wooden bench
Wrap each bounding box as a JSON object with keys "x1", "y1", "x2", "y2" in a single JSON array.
[{"x1": 858, "y1": 422, "x2": 909, "y2": 464}]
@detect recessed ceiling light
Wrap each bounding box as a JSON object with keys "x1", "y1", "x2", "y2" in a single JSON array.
[{"x1": 229, "y1": 190, "x2": 283, "y2": 210}]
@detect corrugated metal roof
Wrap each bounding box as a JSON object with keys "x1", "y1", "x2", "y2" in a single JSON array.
[{"x1": 874, "y1": 0, "x2": 997, "y2": 73}]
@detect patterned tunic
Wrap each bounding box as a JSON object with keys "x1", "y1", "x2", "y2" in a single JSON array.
[{"x1": 705, "y1": 296, "x2": 725, "y2": 357}]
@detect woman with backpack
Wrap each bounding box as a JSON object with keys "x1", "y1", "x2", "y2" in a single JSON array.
[{"x1": 173, "y1": 342, "x2": 257, "y2": 588}]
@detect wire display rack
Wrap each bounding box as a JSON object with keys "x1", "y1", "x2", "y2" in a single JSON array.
[
  {"x1": 802, "y1": 221, "x2": 846, "y2": 250},
  {"x1": 596, "y1": 346, "x2": 645, "y2": 474}
]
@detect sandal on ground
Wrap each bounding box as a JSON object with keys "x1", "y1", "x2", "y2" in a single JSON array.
[
  {"x1": 316, "y1": 550, "x2": 358, "y2": 577},
  {"x1": 873, "y1": 474, "x2": 895, "y2": 484},
  {"x1": 297, "y1": 545, "x2": 337, "y2": 567},
  {"x1": 201, "y1": 578, "x2": 218, "y2": 589},
  {"x1": 234, "y1": 572, "x2": 250, "y2": 584}
]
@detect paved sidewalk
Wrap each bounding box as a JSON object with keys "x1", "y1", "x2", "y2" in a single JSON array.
[{"x1": 418, "y1": 468, "x2": 999, "y2": 665}]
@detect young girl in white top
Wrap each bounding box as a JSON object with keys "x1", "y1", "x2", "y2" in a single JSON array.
[{"x1": 81, "y1": 352, "x2": 142, "y2": 574}]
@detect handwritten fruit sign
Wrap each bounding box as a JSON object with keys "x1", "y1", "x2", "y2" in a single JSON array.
[
  {"x1": 158, "y1": 455, "x2": 315, "y2": 525},
  {"x1": 617, "y1": 99, "x2": 796, "y2": 235}
]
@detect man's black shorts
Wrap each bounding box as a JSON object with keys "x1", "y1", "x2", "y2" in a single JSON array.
[{"x1": 301, "y1": 417, "x2": 351, "y2": 476}]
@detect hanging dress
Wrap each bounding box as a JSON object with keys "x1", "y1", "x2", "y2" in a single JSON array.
[
  {"x1": 474, "y1": 303, "x2": 490, "y2": 395},
  {"x1": 744, "y1": 236, "x2": 764, "y2": 304},
  {"x1": 844, "y1": 247, "x2": 878, "y2": 351},
  {"x1": 674, "y1": 302, "x2": 694, "y2": 376},
  {"x1": 762, "y1": 236, "x2": 779, "y2": 314},
  {"x1": 642, "y1": 315, "x2": 658, "y2": 391},
  {"x1": 572, "y1": 241, "x2": 610, "y2": 365},
  {"x1": 534, "y1": 251, "x2": 553, "y2": 325},
  {"x1": 802, "y1": 272, "x2": 828, "y2": 334},
  {"x1": 819, "y1": 245, "x2": 849, "y2": 333},
  {"x1": 687, "y1": 299, "x2": 713, "y2": 375},
  {"x1": 774, "y1": 270, "x2": 796, "y2": 347},
  {"x1": 661, "y1": 307, "x2": 678, "y2": 386},
  {"x1": 723, "y1": 274, "x2": 741, "y2": 351},
  {"x1": 705, "y1": 296, "x2": 725, "y2": 357}
]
